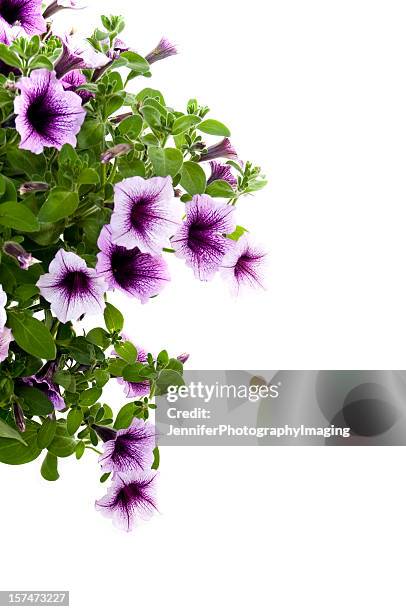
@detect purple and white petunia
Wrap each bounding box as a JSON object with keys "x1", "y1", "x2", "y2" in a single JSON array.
[
  {"x1": 207, "y1": 161, "x2": 237, "y2": 188},
  {"x1": 171, "y1": 194, "x2": 235, "y2": 281},
  {"x1": 199, "y1": 138, "x2": 238, "y2": 162},
  {"x1": 221, "y1": 235, "x2": 267, "y2": 295},
  {"x1": 60, "y1": 69, "x2": 93, "y2": 103},
  {"x1": 0, "y1": 283, "x2": 7, "y2": 330},
  {"x1": 110, "y1": 176, "x2": 180, "y2": 254},
  {"x1": 96, "y1": 224, "x2": 170, "y2": 303},
  {"x1": 3, "y1": 241, "x2": 35, "y2": 270},
  {"x1": 0, "y1": 327, "x2": 13, "y2": 362},
  {"x1": 114, "y1": 344, "x2": 151, "y2": 398},
  {"x1": 95, "y1": 469, "x2": 158, "y2": 531},
  {"x1": 97, "y1": 417, "x2": 155, "y2": 474},
  {"x1": 54, "y1": 32, "x2": 109, "y2": 78},
  {"x1": 14, "y1": 69, "x2": 86, "y2": 154},
  {"x1": 0, "y1": 0, "x2": 46, "y2": 36},
  {"x1": 22, "y1": 361, "x2": 65, "y2": 411},
  {"x1": 43, "y1": 0, "x2": 86, "y2": 19},
  {"x1": 145, "y1": 37, "x2": 177, "y2": 65},
  {"x1": 37, "y1": 249, "x2": 108, "y2": 323}
]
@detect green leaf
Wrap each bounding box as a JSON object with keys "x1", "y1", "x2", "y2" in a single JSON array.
[
  {"x1": 180, "y1": 161, "x2": 206, "y2": 195},
  {"x1": 121, "y1": 51, "x2": 150, "y2": 73},
  {"x1": 78, "y1": 119, "x2": 105, "y2": 148},
  {"x1": 152, "y1": 446, "x2": 160, "y2": 470},
  {"x1": 118, "y1": 115, "x2": 142, "y2": 139},
  {"x1": 114, "y1": 402, "x2": 136, "y2": 429},
  {"x1": 67, "y1": 409, "x2": 83, "y2": 435},
  {"x1": 0, "y1": 421, "x2": 41, "y2": 465},
  {"x1": 197, "y1": 119, "x2": 231, "y2": 137},
  {"x1": 30, "y1": 55, "x2": 53, "y2": 70},
  {"x1": 227, "y1": 225, "x2": 248, "y2": 241},
  {"x1": 37, "y1": 417, "x2": 57, "y2": 450},
  {"x1": 41, "y1": 452, "x2": 59, "y2": 481},
  {"x1": 79, "y1": 387, "x2": 102, "y2": 407},
  {"x1": 0, "y1": 417, "x2": 27, "y2": 446},
  {"x1": 156, "y1": 369, "x2": 184, "y2": 395},
  {"x1": 16, "y1": 386, "x2": 53, "y2": 416},
  {"x1": 104, "y1": 303, "x2": 124, "y2": 333},
  {"x1": 142, "y1": 105, "x2": 162, "y2": 130},
  {"x1": 75, "y1": 441, "x2": 85, "y2": 459},
  {"x1": 38, "y1": 189, "x2": 79, "y2": 223},
  {"x1": 135, "y1": 88, "x2": 165, "y2": 106},
  {"x1": 107, "y1": 358, "x2": 126, "y2": 377},
  {"x1": 14, "y1": 284, "x2": 39, "y2": 302},
  {"x1": 53, "y1": 371, "x2": 74, "y2": 392},
  {"x1": 0, "y1": 202, "x2": 40, "y2": 232},
  {"x1": 64, "y1": 337, "x2": 96, "y2": 365},
  {"x1": 47, "y1": 422, "x2": 76, "y2": 458},
  {"x1": 148, "y1": 147, "x2": 183, "y2": 178},
  {"x1": 206, "y1": 179, "x2": 236, "y2": 198},
  {"x1": 78, "y1": 168, "x2": 100, "y2": 185},
  {"x1": 114, "y1": 341, "x2": 137, "y2": 363},
  {"x1": 100, "y1": 471, "x2": 111, "y2": 483},
  {"x1": 172, "y1": 114, "x2": 201, "y2": 135},
  {"x1": 8, "y1": 312, "x2": 56, "y2": 360},
  {"x1": 87, "y1": 327, "x2": 110, "y2": 349},
  {"x1": 0, "y1": 43, "x2": 22, "y2": 69},
  {"x1": 122, "y1": 362, "x2": 146, "y2": 383}
]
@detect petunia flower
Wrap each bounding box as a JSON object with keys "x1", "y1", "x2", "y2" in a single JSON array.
[
  {"x1": 199, "y1": 138, "x2": 238, "y2": 162},
  {"x1": 207, "y1": 161, "x2": 237, "y2": 188},
  {"x1": 96, "y1": 224, "x2": 170, "y2": 303},
  {"x1": 54, "y1": 32, "x2": 109, "y2": 78},
  {"x1": 177, "y1": 353, "x2": 189, "y2": 364},
  {"x1": 221, "y1": 235, "x2": 267, "y2": 295},
  {"x1": 22, "y1": 361, "x2": 65, "y2": 411},
  {"x1": 95, "y1": 469, "x2": 158, "y2": 531},
  {"x1": 37, "y1": 249, "x2": 108, "y2": 323},
  {"x1": 171, "y1": 194, "x2": 235, "y2": 281},
  {"x1": 14, "y1": 69, "x2": 86, "y2": 154},
  {"x1": 116, "y1": 344, "x2": 151, "y2": 399},
  {"x1": 145, "y1": 37, "x2": 177, "y2": 65},
  {"x1": 0, "y1": 327, "x2": 13, "y2": 362},
  {"x1": 0, "y1": 283, "x2": 7, "y2": 330},
  {"x1": 96, "y1": 417, "x2": 155, "y2": 474},
  {"x1": 43, "y1": 0, "x2": 86, "y2": 19},
  {"x1": 110, "y1": 176, "x2": 180, "y2": 255},
  {"x1": 3, "y1": 241, "x2": 35, "y2": 270},
  {"x1": 60, "y1": 69, "x2": 93, "y2": 103},
  {"x1": 0, "y1": 0, "x2": 46, "y2": 36}
]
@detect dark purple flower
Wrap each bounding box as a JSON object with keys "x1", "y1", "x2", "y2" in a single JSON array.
[
  {"x1": 37, "y1": 249, "x2": 107, "y2": 323},
  {"x1": 60, "y1": 69, "x2": 93, "y2": 103},
  {"x1": 3, "y1": 241, "x2": 35, "y2": 270},
  {"x1": 100, "y1": 143, "x2": 132, "y2": 164},
  {"x1": 207, "y1": 161, "x2": 237, "y2": 188},
  {"x1": 22, "y1": 361, "x2": 65, "y2": 411},
  {"x1": 110, "y1": 176, "x2": 180, "y2": 255},
  {"x1": 171, "y1": 195, "x2": 235, "y2": 281},
  {"x1": 14, "y1": 69, "x2": 86, "y2": 154},
  {"x1": 0, "y1": 327, "x2": 13, "y2": 363},
  {"x1": 13, "y1": 401, "x2": 25, "y2": 432},
  {"x1": 98, "y1": 417, "x2": 155, "y2": 474},
  {"x1": 96, "y1": 224, "x2": 170, "y2": 303},
  {"x1": 199, "y1": 138, "x2": 238, "y2": 162},
  {"x1": 145, "y1": 37, "x2": 177, "y2": 65},
  {"x1": 95, "y1": 469, "x2": 158, "y2": 531},
  {"x1": 54, "y1": 32, "x2": 109, "y2": 78},
  {"x1": 43, "y1": 0, "x2": 86, "y2": 19},
  {"x1": 115, "y1": 344, "x2": 151, "y2": 398},
  {"x1": 221, "y1": 235, "x2": 267, "y2": 295},
  {"x1": 0, "y1": 0, "x2": 46, "y2": 36}
]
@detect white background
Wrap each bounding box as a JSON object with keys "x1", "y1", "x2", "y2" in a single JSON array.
[{"x1": 1, "y1": 0, "x2": 406, "y2": 610}]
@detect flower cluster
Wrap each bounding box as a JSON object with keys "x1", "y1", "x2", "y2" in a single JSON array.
[{"x1": 0, "y1": 3, "x2": 267, "y2": 531}]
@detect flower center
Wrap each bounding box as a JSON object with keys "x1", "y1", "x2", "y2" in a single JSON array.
[
  {"x1": 0, "y1": 1, "x2": 23, "y2": 26},
  {"x1": 111, "y1": 247, "x2": 140, "y2": 288},
  {"x1": 27, "y1": 95, "x2": 53, "y2": 136},
  {"x1": 130, "y1": 196, "x2": 154, "y2": 232},
  {"x1": 61, "y1": 270, "x2": 90, "y2": 294}
]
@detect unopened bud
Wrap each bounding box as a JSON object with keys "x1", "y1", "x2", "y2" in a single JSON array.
[{"x1": 101, "y1": 143, "x2": 132, "y2": 164}]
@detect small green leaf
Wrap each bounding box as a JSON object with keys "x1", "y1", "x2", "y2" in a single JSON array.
[
  {"x1": 118, "y1": 115, "x2": 143, "y2": 139},
  {"x1": 206, "y1": 179, "x2": 236, "y2": 198},
  {"x1": 0, "y1": 202, "x2": 40, "y2": 232},
  {"x1": 0, "y1": 43, "x2": 22, "y2": 69},
  {"x1": 8, "y1": 312, "x2": 56, "y2": 360},
  {"x1": 87, "y1": 327, "x2": 110, "y2": 349},
  {"x1": 37, "y1": 417, "x2": 57, "y2": 450},
  {"x1": 114, "y1": 341, "x2": 138, "y2": 363},
  {"x1": 0, "y1": 417, "x2": 27, "y2": 446},
  {"x1": 41, "y1": 452, "x2": 59, "y2": 481},
  {"x1": 104, "y1": 303, "x2": 124, "y2": 333},
  {"x1": 78, "y1": 168, "x2": 100, "y2": 185},
  {"x1": 180, "y1": 161, "x2": 206, "y2": 195},
  {"x1": 79, "y1": 387, "x2": 102, "y2": 407},
  {"x1": 0, "y1": 421, "x2": 41, "y2": 465},
  {"x1": 148, "y1": 147, "x2": 183, "y2": 178},
  {"x1": 122, "y1": 362, "x2": 146, "y2": 383},
  {"x1": 38, "y1": 189, "x2": 79, "y2": 223},
  {"x1": 120, "y1": 51, "x2": 150, "y2": 72},
  {"x1": 47, "y1": 422, "x2": 76, "y2": 458},
  {"x1": 172, "y1": 114, "x2": 201, "y2": 135},
  {"x1": 78, "y1": 119, "x2": 105, "y2": 148},
  {"x1": 67, "y1": 409, "x2": 83, "y2": 435},
  {"x1": 156, "y1": 369, "x2": 184, "y2": 395},
  {"x1": 100, "y1": 471, "x2": 111, "y2": 483},
  {"x1": 75, "y1": 441, "x2": 85, "y2": 459},
  {"x1": 114, "y1": 402, "x2": 137, "y2": 429},
  {"x1": 227, "y1": 225, "x2": 248, "y2": 241},
  {"x1": 16, "y1": 386, "x2": 53, "y2": 416},
  {"x1": 151, "y1": 446, "x2": 160, "y2": 470},
  {"x1": 197, "y1": 119, "x2": 231, "y2": 137}
]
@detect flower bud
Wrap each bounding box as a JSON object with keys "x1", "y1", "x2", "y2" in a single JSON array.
[
  {"x1": 3, "y1": 242, "x2": 34, "y2": 270},
  {"x1": 13, "y1": 402, "x2": 26, "y2": 433},
  {"x1": 19, "y1": 182, "x2": 49, "y2": 195},
  {"x1": 177, "y1": 353, "x2": 190, "y2": 364},
  {"x1": 199, "y1": 138, "x2": 238, "y2": 162},
  {"x1": 145, "y1": 37, "x2": 177, "y2": 65},
  {"x1": 101, "y1": 143, "x2": 132, "y2": 164}
]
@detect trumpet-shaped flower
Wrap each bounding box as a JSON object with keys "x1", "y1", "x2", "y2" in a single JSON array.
[
  {"x1": 171, "y1": 195, "x2": 235, "y2": 280},
  {"x1": 22, "y1": 361, "x2": 65, "y2": 411},
  {"x1": 14, "y1": 69, "x2": 86, "y2": 154},
  {"x1": 54, "y1": 32, "x2": 109, "y2": 77},
  {"x1": 98, "y1": 417, "x2": 155, "y2": 474},
  {"x1": 0, "y1": 326, "x2": 13, "y2": 362},
  {"x1": 110, "y1": 176, "x2": 179, "y2": 254},
  {"x1": 95, "y1": 469, "x2": 158, "y2": 531},
  {"x1": 207, "y1": 161, "x2": 237, "y2": 188},
  {"x1": 0, "y1": 0, "x2": 46, "y2": 36},
  {"x1": 60, "y1": 69, "x2": 93, "y2": 103},
  {"x1": 199, "y1": 138, "x2": 238, "y2": 162},
  {"x1": 221, "y1": 235, "x2": 267, "y2": 295},
  {"x1": 145, "y1": 37, "x2": 177, "y2": 65},
  {"x1": 37, "y1": 249, "x2": 107, "y2": 323}
]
